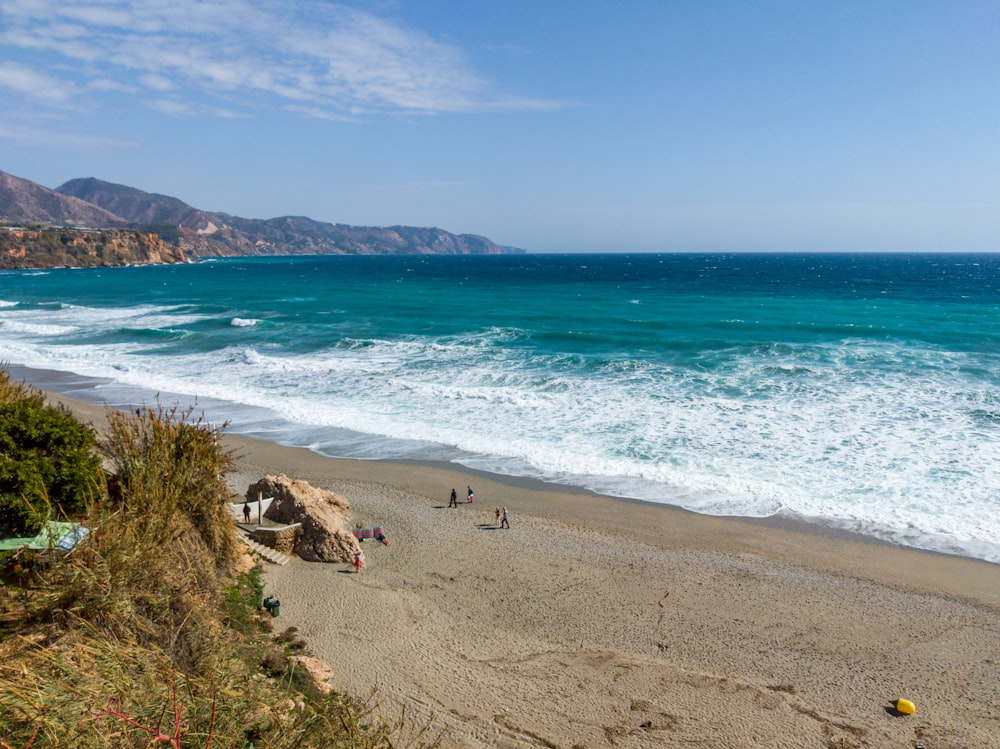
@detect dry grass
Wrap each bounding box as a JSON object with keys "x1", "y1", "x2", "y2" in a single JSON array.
[{"x1": 0, "y1": 368, "x2": 44, "y2": 407}]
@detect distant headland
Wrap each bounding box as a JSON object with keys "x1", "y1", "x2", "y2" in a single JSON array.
[{"x1": 0, "y1": 169, "x2": 525, "y2": 269}]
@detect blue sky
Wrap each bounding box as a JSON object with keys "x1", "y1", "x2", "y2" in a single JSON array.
[{"x1": 1, "y1": 1, "x2": 997, "y2": 252}]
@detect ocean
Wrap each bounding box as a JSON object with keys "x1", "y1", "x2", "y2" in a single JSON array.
[{"x1": 1, "y1": 253, "x2": 998, "y2": 563}]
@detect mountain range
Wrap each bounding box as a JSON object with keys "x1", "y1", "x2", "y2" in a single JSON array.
[{"x1": 0, "y1": 169, "x2": 521, "y2": 267}]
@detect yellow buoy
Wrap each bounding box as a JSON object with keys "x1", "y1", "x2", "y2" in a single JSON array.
[{"x1": 895, "y1": 698, "x2": 916, "y2": 715}]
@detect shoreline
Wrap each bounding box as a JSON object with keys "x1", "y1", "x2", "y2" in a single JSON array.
[
  {"x1": 13, "y1": 363, "x2": 996, "y2": 570},
  {"x1": 35, "y1": 383, "x2": 1000, "y2": 747},
  {"x1": 221, "y1": 431, "x2": 999, "y2": 605}
]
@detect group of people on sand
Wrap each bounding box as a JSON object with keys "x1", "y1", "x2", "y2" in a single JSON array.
[
  {"x1": 448, "y1": 486, "x2": 510, "y2": 528},
  {"x1": 448, "y1": 486, "x2": 476, "y2": 507}
]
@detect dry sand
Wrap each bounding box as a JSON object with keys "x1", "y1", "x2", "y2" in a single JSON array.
[{"x1": 49, "y1": 391, "x2": 1000, "y2": 748}]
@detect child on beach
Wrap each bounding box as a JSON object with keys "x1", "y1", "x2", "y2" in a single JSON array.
[
  {"x1": 353, "y1": 550, "x2": 365, "y2": 573},
  {"x1": 467, "y1": 485, "x2": 474, "y2": 503},
  {"x1": 495, "y1": 507, "x2": 501, "y2": 526}
]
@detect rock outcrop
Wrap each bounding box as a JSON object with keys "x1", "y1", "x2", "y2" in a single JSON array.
[
  {"x1": 247, "y1": 474, "x2": 359, "y2": 563},
  {"x1": 288, "y1": 656, "x2": 334, "y2": 695},
  {"x1": 0, "y1": 226, "x2": 189, "y2": 269}
]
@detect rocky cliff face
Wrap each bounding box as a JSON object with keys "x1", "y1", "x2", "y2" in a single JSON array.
[{"x1": 0, "y1": 226, "x2": 188, "y2": 269}]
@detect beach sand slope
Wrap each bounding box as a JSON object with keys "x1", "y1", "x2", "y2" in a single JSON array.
[{"x1": 229, "y1": 438, "x2": 998, "y2": 749}]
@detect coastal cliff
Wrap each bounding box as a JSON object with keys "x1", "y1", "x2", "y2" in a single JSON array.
[{"x1": 0, "y1": 225, "x2": 188, "y2": 269}]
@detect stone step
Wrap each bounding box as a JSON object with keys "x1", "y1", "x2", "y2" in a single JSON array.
[{"x1": 237, "y1": 529, "x2": 292, "y2": 565}]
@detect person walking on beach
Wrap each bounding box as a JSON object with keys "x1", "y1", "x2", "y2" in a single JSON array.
[
  {"x1": 353, "y1": 550, "x2": 364, "y2": 573},
  {"x1": 495, "y1": 507, "x2": 501, "y2": 526},
  {"x1": 501, "y1": 507, "x2": 510, "y2": 529},
  {"x1": 242, "y1": 502, "x2": 251, "y2": 523},
  {"x1": 467, "y1": 485, "x2": 474, "y2": 503},
  {"x1": 449, "y1": 488, "x2": 458, "y2": 508}
]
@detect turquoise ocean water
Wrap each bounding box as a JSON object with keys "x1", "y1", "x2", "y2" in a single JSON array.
[{"x1": 1, "y1": 253, "x2": 998, "y2": 562}]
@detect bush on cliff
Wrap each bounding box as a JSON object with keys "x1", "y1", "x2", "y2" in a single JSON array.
[{"x1": 0, "y1": 375, "x2": 104, "y2": 536}]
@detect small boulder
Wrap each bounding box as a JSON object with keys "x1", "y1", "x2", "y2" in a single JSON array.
[{"x1": 289, "y1": 656, "x2": 335, "y2": 694}]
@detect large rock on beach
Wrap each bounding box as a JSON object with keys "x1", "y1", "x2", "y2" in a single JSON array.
[{"x1": 247, "y1": 474, "x2": 359, "y2": 562}]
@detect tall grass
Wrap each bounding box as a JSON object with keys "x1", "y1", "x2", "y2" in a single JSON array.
[
  {"x1": 101, "y1": 404, "x2": 239, "y2": 563},
  {"x1": 0, "y1": 367, "x2": 44, "y2": 407}
]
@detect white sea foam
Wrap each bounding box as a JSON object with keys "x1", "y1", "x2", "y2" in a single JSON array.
[
  {"x1": 231, "y1": 318, "x2": 259, "y2": 327},
  {"x1": 28, "y1": 353, "x2": 1000, "y2": 561},
  {"x1": 0, "y1": 303, "x2": 207, "y2": 336},
  {"x1": 0, "y1": 319, "x2": 78, "y2": 336},
  {"x1": 2, "y1": 292, "x2": 998, "y2": 563}
]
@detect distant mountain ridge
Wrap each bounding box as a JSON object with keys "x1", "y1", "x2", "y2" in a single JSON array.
[
  {"x1": 0, "y1": 171, "x2": 127, "y2": 228},
  {"x1": 57, "y1": 177, "x2": 212, "y2": 228},
  {"x1": 0, "y1": 170, "x2": 522, "y2": 266},
  {"x1": 55, "y1": 176, "x2": 515, "y2": 257}
]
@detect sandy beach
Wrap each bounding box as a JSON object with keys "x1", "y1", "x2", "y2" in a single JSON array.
[{"x1": 48, "y1": 391, "x2": 1000, "y2": 748}]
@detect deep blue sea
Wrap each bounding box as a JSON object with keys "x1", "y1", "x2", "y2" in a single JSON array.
[{"x1": 2, "y1": 253, "x2": 998, "y2": 562}]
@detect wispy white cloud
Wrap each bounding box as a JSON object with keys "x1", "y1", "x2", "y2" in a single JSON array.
[
  {"x1": 0, "y1": 121, "x2": 138, "y2": 149},
  {"x1": 0, "y1": 60, "x2": 77, "y2": 101},
  {"x1": 285, "y1": 104, "x2": 361, "y2": 123},
  {"x1": 148, "y1": 98, "x2": 193, "y2": 115},
  {"x1": 0, "y1": 0, "x2": 567, "y2": 118},
  {"x1": 86, "y1": 77, "x2": 137, "y2": 93},
  {"x1": 139, "y1": 73, "x2": 175, "y2": 92},
  {"x1": 211, "y1": 106, "x2": 251, "y2": 120},
  {"x1": 363, "y1": 179, "x2": 470, "y2": 191}
]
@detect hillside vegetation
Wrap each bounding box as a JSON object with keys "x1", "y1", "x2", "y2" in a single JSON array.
[{"x1": 0, "y1": 371, "x2": 434, "y2": 748}]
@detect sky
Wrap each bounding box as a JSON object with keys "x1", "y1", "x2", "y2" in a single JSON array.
[{"x1": 1, "y1": 0, "x2": 998, "y2": 253}]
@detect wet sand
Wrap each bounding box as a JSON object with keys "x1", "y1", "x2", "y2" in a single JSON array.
[{"x1": 45, "y1": 388, "x2": 1000, "y2": 748}]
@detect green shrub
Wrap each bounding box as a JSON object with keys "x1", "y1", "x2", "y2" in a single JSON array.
[
  {"x1": 0, "y1": 398, "x2": 104, "y2": 536},
  {"x1": 222, "y1": 566, "x2": 265, "y2": 634}
]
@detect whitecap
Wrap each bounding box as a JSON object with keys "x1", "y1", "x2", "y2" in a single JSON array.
[{"x1": 0, "y1": 319, "x2": 77, "y2": 336}]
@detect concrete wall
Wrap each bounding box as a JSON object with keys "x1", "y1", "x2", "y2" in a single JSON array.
[{"x1": 251, "y1": 524, "x2": 301, "y2": 554}]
